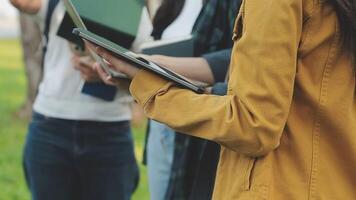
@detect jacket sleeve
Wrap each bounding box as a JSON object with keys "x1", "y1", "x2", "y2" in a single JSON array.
[{"x1": 130, "y1": 0, "x2": 303, "y2": 157}]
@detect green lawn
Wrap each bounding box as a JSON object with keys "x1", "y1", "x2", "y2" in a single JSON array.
[{"x1": 0, "y1": 39, "x2": 149, "y2": 200}]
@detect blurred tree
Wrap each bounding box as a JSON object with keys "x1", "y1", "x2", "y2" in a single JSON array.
[{"x1": 17, "y1": 13, "x2": 42, "y2": 119}]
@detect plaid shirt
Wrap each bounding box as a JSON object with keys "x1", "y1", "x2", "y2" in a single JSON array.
[
  {"x1": 165, "y1": 0, "x2": 242, "y2": 199},
  {"x1": 193, "y1": 0, "x2": 241, "y2": 56}
]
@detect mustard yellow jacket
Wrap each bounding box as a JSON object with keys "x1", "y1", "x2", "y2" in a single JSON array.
[{"x1": 130, "y1": 0, "x2": 356, "y2": 199}]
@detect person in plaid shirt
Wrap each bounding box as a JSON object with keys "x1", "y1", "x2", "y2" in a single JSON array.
[{"x1": 165, "y1": 0, "x2": 242, "y2": 199}]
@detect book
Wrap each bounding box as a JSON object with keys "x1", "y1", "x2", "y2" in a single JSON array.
[
  {"x1": 58, "y1": 0, "x2": 144, "y2": 49},
  {"x1": 140, "y1": 35, "x2": 194, "y2": 57},
  {"x1": 71, "y1": 0, "x2": 144, "y2": 37},
  {"x1": 73, "y1": 28, "x2": 207, "y2": 94}
]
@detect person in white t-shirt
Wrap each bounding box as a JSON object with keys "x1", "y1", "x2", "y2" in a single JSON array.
[{"x1": 9, "y1": 0, "x2": 150, "y2": 199}]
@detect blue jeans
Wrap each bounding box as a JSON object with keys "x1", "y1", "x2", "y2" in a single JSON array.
[
  {"x1": 147, "y1": 120, "x2": 175, "y2": 200},
  {"x1": 24, "y1": 112, "x2": 139, "y2": 200}
]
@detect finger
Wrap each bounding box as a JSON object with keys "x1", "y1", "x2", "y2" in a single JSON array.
[
  {"x1": 79, "y1": 59, "x2": 93, "y2": 69},
  {"x1": 72, "y1": 56, "x2": 81, "y2": 70},
  {"x1": 108, "y1": 77, "x2": 120, "y2": 86},
  {"x1": 78, "y1": 62, "x2": 98, "y2": 79},
  {"x1": 96, "y1": 47, "x2": 113, "y2": 64},
  {"x1": 105, "y1": 60, "x2": 117, "y2": 70},
  {"x1": 103, "y1": 59, "x2": 122, "y2": 73},
  {"x1": 92, "y1": 44, "x2": 137, "y2": 78},
  {"x1": 94, "y1": 63, "x2": 110, "y2": 81},
  {"x1": 91, "y1": 61, "x2": 97, "y2": 70},
  {"x1": 94, "y1": 44, "x2": 130, "y2": 67},
  {"x1": 102, "y1": 75, "x2": 119, "y2": 86},
  {"x1": 97, "y1": 65, "x2": 120, "y2": 86},
  {"x1": 77, "y1": 66, "x2": 92, "y2": 79},
  {"x1": 80, "y1": 65, "x2": 92, "y2": 75},
  {"x1": 95, "y1": 47, "x2": 125, "y2": 70},
  {"x1": 105, "y1": 76, "x2": 119, "y2": 86},
  {"x1": 72, "y1": 55, "x2": 93, "y2": 72},
  {"x1": 79, "y1": 67, "x2": 99, "y2": 81},
  {"x1": 93, "y1": 63, "x2": 116, "y2": 86},
  {"x1": 84, "y1": 40, "x2": 97, "y2": 51}
]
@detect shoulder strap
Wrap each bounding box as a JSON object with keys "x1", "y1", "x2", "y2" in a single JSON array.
[{"x1": 42, "y1": 0, "x2": 60, "y2": 64}]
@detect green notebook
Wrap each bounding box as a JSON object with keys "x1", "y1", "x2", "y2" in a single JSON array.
[{"x1": 71, "y1": 0, "x2": 144, "y2": 37}]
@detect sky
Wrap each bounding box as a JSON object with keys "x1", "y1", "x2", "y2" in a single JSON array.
[{"x1": 0, "y1": 0, "x2": 20, "y2": 38}]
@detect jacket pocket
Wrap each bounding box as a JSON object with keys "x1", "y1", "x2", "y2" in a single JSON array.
[{"x1": 239, "y1": 155, "x2": 257, "y2": 191}]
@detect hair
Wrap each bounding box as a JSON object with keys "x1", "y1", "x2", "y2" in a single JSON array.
[
  {"x1": 151, "y1": 0, "x2": 186, "y2": 40},
  {"x1": 330, "y1": 0, "x2": 356, "y2": 58}
]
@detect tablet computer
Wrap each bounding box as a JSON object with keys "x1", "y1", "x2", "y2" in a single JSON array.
[{"x1": 72, "y1": 28, "x2": 206, "y2": 93}]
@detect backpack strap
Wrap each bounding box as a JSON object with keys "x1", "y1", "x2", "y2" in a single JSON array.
[{"x1": 42, "y1": 0, "x2": 60, "y2": 65}]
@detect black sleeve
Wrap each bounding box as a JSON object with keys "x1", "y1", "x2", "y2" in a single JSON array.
[
  {"x1": 202, "y1": 48, "x2": 232, "y2": 83},
  {"x1": 211, "y1": 82, "x2": 228, "y2": 96}
]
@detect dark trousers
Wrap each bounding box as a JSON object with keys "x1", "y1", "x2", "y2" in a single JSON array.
[
  {"x1": 165, "y1": 135, "x2": 220, "y2": 200},
  {"x1": 24, "y1": 112, "x2": 139, "y2": 200}
]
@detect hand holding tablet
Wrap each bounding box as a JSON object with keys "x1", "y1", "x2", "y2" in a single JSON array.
[
  {"x1": 74, "y1": 28, "x2": 206, "y2": 93},
  {"x1": 86, "y1": 41, "x2": 140, "y2": 79}
]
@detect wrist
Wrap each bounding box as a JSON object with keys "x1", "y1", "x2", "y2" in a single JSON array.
[{"x1": 149, "y1": 55, "x2": 166, "y2": 65}]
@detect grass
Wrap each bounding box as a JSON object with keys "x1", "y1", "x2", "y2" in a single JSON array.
[{"x1": 0, "y1": 39, "x2": 149, "y2": 200}]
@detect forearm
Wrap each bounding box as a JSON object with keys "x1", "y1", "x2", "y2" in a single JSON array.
[
  {"x1": 10, "y1": 0, "x2": 41, "y2": 14},
  {"x1": 149, "y1": 55, "x2": 215, "y2": 85}
]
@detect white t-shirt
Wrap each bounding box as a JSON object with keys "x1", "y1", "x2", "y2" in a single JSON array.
[
  {"x1": 160, "y1": 0, "x2": 202, "y2": 39},
  {"x1": 32, "y1": 0, "x2": 138, "y2": 122},
  {"x1": 133, "y1": 0, "x2": 203, "y2": 51}
]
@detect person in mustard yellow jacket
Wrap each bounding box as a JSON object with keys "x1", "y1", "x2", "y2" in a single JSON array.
[{"x1": 87, "y1": 0, "x2": 356, "y2": 198}]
